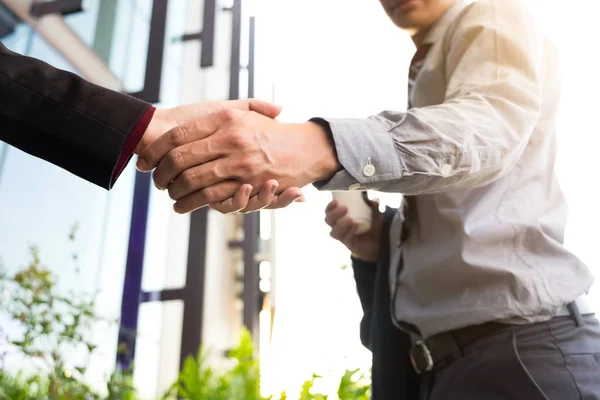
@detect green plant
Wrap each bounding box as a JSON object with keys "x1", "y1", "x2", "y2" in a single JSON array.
[
  {"x1": 0, "y1": 230, "x2": 371, "y2": 399},
  {"x1": 106, "y1": 367, "x2": 138, "y2": 400},
  {"x1": 0, "y1": 371, "x2": 45, "y2": 400},
  {"x1": 0, "y1": 227, "x2": 133, "y2": 400},
  {"x1": 337, "y1": 368, "x2": 370, "y2": 400},
  {"x1": 164, "y1": 327, "x2": 263, "y2": 400},
  {"x1": 299, "y1": 373, "x2": 328, "y2": 400}
]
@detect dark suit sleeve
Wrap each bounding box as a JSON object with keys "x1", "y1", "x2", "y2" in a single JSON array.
[
  {"x1": 0, "y1": 41, "x2": 152, "y2": 189},
  {"x1": 352, "y1": 256, "x2": 378, "y2": 350}
]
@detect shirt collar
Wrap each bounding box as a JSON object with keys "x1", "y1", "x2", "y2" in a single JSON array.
[{"x1": 423, "y1": 0, "x2": 474, "y2": 44}]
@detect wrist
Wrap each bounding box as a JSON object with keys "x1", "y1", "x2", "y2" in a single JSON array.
[
  {"x1": 134, "y1": 108, "x2": 178, "y2": 155},
  {"x1": 301, "y1": 121, "x2": 341, "y2": 182}
]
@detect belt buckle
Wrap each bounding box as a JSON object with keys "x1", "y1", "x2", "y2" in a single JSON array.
[{"x1": 409, "y1": 340, "x2": 434, "y2": 374}]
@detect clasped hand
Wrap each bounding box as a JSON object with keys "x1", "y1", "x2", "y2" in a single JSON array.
[{"x1": 135, "y1": 99, "x2": 339, "y2": 214}]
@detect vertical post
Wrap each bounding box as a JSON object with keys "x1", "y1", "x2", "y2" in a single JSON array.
[
  {"x1": 116, "y1": 0, "x2": 169, "y2": 369},
  {"x1": 228, "y1": 0, "x2": 242, "y2": 100},
  {"x1": 179, "y1": 208, "x2": 209, "y2": 368},
  {"x1": 225, "y1": 0, "x2": 261, "y2": 339},
  {"x1": 247, "y1": 16, "x2": 255, "y2": 98},
  {"x1": 242, "y1": 213, "x2": 260, "y2": 336},
  {"x1": 127, "y1": 0, "x2": 169, "y2": 103},
  {"x1": 200, "y1": 0, "x2": 216, "y2": 67},
  {"x1": 116, "y1": 173, "x2": 151, "y2": 369},
  {"x1": 242, "y1": 15, "x2": 260, "y2": 337}
]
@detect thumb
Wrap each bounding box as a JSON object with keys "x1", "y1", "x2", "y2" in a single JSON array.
[
  {"x1": 368, "y1": 198, "x2": 380, "y2": 210},
  {"x1": 248, "y1": 99, "x2": 282, "y2": 119},
  {"x1": 369, "y1": 198, "x2": 381, "y2": 218}
]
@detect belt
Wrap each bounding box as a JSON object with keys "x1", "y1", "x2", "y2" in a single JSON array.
[
  {"x1": 409, "y1": 294, "x2": 595, "y2": 374},
  {"x1": 557, "y1": 293, "x2": 594, "y2": 316}
]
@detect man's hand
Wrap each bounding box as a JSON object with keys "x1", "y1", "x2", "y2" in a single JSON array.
[
  {"x1": 132, "y1": 99, "x2": 300, "y2": 213},
  {"x1": 133, "y1": 99, "x2": 282, "y2": 155},
  {"x1": 325, "y1": 198, "x2": 382, "y2": 262},
  {"x1": 208, "y1": 179, "x2": 305, "y2": 214},
  {"x1": 136, "y1": 108, "x2": 340, "y2": 214}
]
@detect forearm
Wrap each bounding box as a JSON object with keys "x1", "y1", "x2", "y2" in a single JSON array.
[{"x1": 315, "y1": 93, "x2": 539, "y2": 195}]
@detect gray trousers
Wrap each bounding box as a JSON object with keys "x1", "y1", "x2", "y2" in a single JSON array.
[{"x1": 421, "y1": 315, "x2": 600, "y2": 400}]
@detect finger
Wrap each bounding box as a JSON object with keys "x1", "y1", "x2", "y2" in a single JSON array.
[
  {"x1": 137, "y1": 121, "x2": 215, "y2": 172},
  {"x1": 152, "y1": 141, "x2": 220, "y2": 190},
  {"x1": 324, "y1": 206, "x2": 348, "y2": 227},
  {"x1": 325, "y1": 200, "x2": 339, "y2": 213},
  {"x1": 264, "y1": 187, "x2": 304, "y2": 210},
  {"x1": 341, "y1": 222, "x2": 359, "y2": 247},
  {"x1": 329, "y1": 216, "x2": 354, "y2": 241},
  {"x1": 137, "y1": 108, "x2": 242, "y2": 172},
  {"x1": 173, "y1": 180, "x2": 240, "y2": 214},
  {"x1": 166, "y1": 159, "x2": 227, "y2": 199},
  {"x1": 247, "y1": 99, "x2": 282, "y2": 119},
  {"x1": 368, "y1": 198, "x2": 381, "y2": 217},
  {"x1": 209, "y1": 184, "x2": 253, "y2": 214},
  {"x1": 240, "y1": 180, "x2": 279, "y2": 213}
]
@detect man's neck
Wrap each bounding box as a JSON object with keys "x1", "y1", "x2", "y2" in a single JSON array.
[{"x1": 411, "y1": 28, "x2": 430, "y2": 48}]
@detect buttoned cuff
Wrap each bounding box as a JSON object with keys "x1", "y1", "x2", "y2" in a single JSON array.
[{"x1": 311, "y1": 117, "x2": 404, "y2": 191}]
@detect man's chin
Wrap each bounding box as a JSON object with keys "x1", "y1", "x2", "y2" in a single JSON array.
[
  {"x1": 389, "y1": 9, "x2": 419, "y2": 28},
  {"x1": 391, "y1": 16, "x2": 420, "y2": 31}
]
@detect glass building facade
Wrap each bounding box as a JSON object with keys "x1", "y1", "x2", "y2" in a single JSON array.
[{"x1": 0, "y1": 0, "x2": 189, "y2": 395}]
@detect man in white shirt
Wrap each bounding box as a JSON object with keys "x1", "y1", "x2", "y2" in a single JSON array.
[{"x1": 139, "y1": 0, "x2": 600, "y2": 398}]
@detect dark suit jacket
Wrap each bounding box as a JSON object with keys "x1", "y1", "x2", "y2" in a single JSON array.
[
  {"x1": 0, "y1": 41, "x2": 151, "y2": 189},
  {"x1": 352, "y1": 206, "x2": 420, "y2": 399}
]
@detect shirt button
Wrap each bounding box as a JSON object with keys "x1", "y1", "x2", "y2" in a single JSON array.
[
  {"x1": 441, "y1": 164, "x2": 452, "y2": 177},
  {"x1": 348, "y1": 183, "x2": 362, "y2": 190},
  {"x1": 363, "y1": 164, "x2": 376, "y2": 177}
]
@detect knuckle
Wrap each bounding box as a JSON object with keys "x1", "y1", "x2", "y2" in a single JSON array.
[
  {"x1": 218, "y1": 107, "x2": 236, "y2": 122},
  {"x1": 169, "y1": 126, "x2": 188, "y2": 146},
  {"x1": 200, "y1": 186, "x2": 217, "y2": 203},
  {"x1": 241, "y1": 158, "x2": 262, "y2": 176},
  {"x1": 229, "y1": 131, "x2": 247, "y2": 148},
  {"x1": 180, "y1": 168, "x2": 199, "y2": 189},
  {"x1": 167, "y1": 148, "x2": 185, "y2": 170},
  {"x1": 212, "y1": 164, "x2": 224, "y2": 181},
  {"x1": 237, "y1": 157, "x2": 254, "y2": 173},
  {"x1": 152, "y1": 170, "x2": 163, "y2": 188}
]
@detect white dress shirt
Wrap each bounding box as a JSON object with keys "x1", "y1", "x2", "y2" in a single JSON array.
[{"x1": 316, "y1": 0, "x2": 594, "y2": 338}]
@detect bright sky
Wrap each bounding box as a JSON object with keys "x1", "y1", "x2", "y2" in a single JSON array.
[{"x1": 254, "y1": 0, "x2": 600, "y2": 397}]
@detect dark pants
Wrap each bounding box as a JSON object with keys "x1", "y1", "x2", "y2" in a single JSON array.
[{"x1": 421, "y1": 315, "x2": 600, "y2": 400}]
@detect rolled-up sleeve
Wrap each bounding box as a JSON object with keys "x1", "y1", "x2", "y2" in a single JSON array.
[{"x1": 315, "y1": 0, "x2": 543, "y2": 195}]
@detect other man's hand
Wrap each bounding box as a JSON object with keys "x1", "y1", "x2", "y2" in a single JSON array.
[
  {"x1": 208, "y1": 180, "x2": 305, "y2": 214},
  {"x1": 133, "y1": 99, "x2": 282, "y2": 155},
  {"x1": 325, "y1": 198, "x2": 382, "y2": 262},
  {"x1": 136, "y1": 109, "x2": 340, "y2": 214}
]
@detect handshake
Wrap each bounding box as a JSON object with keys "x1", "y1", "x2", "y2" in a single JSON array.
[{"x1": 134, "y1": 99, "x2": 341, "y2": 214}]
